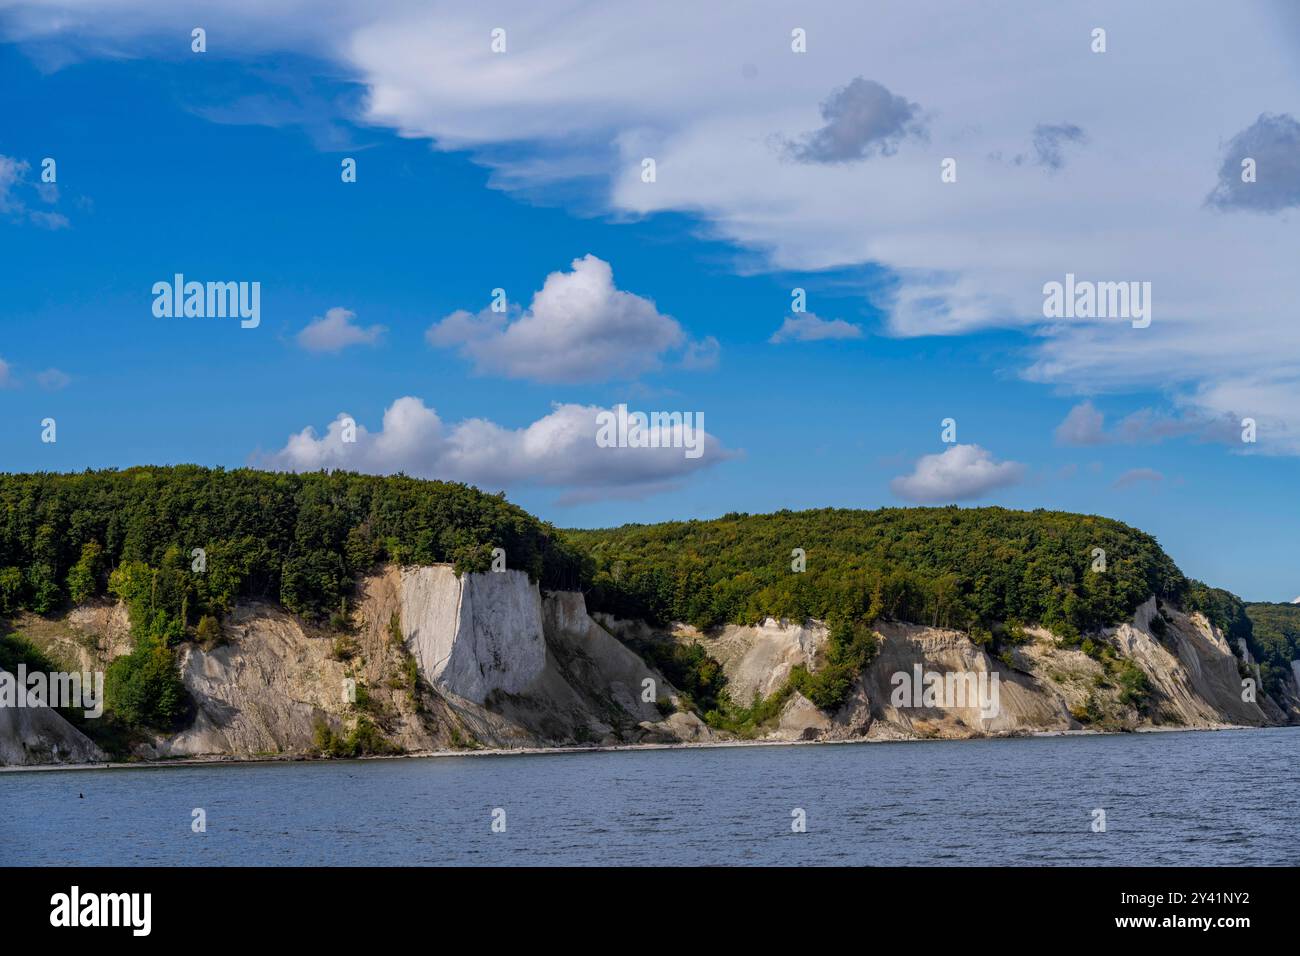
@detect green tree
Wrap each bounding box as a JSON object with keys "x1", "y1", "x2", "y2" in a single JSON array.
[{"x1": 67, "y1": 541, "x2": 106, "y2": 605}]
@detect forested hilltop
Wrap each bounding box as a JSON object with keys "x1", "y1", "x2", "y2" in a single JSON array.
[
  {"x1": 568, "y1": 507, "x2": 1293, "y2": 689},
  {"x1": 0, "y1": 467, "x2": 585, "y2": 625},
  {"x1": 0, "y1": 467, "x2": 585, "y2": 730}
]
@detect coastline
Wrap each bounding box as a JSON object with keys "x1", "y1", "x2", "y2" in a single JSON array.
[{"x1": 0, "y1": 720, "x2": 1275, "y2": 775}]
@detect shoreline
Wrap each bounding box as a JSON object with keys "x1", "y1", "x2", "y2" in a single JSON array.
[{"x1": 1, "y1": 720, "x2": 1280, "y2": 775}]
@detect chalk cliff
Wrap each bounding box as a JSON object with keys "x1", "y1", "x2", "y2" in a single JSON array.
[
  {"x1": 610, "y1": 594, "x2": 1294, "y2": 742},
  {"x1": 0, "y1": 690, "x2": 103, "y2": 766},
  {"x1": 3, "y1": 568, "x2": 1294, "y2": 767}
]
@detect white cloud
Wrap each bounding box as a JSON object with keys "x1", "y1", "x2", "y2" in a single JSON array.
[
  {"x1": 1113, "y1": 468, "x2": 1164, "y2": 490},
  {"x1": 427, "y1": 254, "x2": 707, "y2": 383},
  {"x1": 0, "y1": 357, "x2": 12, "y2": 388},
  {"x1": 0, "y1": 153, "x2": 69, "y2": 228},
  {"x1": 1054, "y1": 401, "x2": 1108, "y2": 446},
  {"x1": 889, "y1": 444, "x2": 1024, "y2": 503},
  {"x1": 0, "y1": 155, "x2": 27, "y2": 213},
  {"x1": 11, "y1": 2, "x2": 1300, "y2": 448},
  {"x1": 679, "y1": 335, "x2": 720, "y2": 370},
  {"x1": 35, "y1": 368, "x2": 71, "y2": 390},
  {"x1": 1054, "y1": 400, "x2": 1240, "y2": 447},
  {"x1": 296, "y1": 307, "x2": 385, "y2": 353},
  {"x1": 257, "y1": 396, "x2": 732, "y2": 501},
  {"x1": 769, "y1": 313, "x2": 864, "y2": 344}
]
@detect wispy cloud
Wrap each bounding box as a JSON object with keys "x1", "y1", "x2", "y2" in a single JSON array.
[
  {"x1": 0, "y1": 154, "x2": 68, "y2": 229},
  {"x1": 1113, "y1": 468, "x2": 1164, "y2": 490},
  {"x1": 35, "y1": 368, "x2": 71, "y2": 390},
  {"x1": 769, "y1": 313, "x2": 864, "y2": 344},
  {"x1": 1012, "y1": 123, "x2": 1087, "y2": 171},
  {"x1": 1054, "y1": 401, "x2": 1241, "y2": 448}
]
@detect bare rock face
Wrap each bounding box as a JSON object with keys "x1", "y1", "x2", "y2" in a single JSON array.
[
  {"x1": 702, "y1": 618, "x2": 825, "y2": 706},
  {"x1": 628, "y1": 594, "x2": 1292, "y2": 743},
  {"x1": 542, "y1": 590, "x2": 670, "y2": 724},
  {"x1": 65, "y1": 602, "x2": 134, "y2": 666},
  {"x1": 771, "y1": 691, "x2": 833, "y2": 740},
  {"x1": 156, "y1": 603, "x2": 355, "y2": 757},
  {"x1": 859, "y1": 624, "x2": 1069, "y2": 738},
  {"x1": 1109, "y1": 598, "x2": 1271, "y2": 727},
  {"x1": 147, "y1": 567, "x2": 707, "y2": 758},
  {"x1": 0, "y1": 690, "x2": 103, "y2": 766},
  {"x1": 400, "y1": 566, "x2": 546, "y2": 705}
]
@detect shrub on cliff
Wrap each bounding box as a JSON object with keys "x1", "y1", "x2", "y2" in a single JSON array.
[{"x1": 104, "y1": 636, "x2": 188, "y2": 730}]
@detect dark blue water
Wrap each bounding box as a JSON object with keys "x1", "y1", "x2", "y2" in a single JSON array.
[{"x1": 3, "y1": 728, "x2": 1297, "y2": 865}]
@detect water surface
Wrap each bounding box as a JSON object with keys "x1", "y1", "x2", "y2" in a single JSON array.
[{"x1": 4, "y1": 728, "x2": 1296, "y2": 865}]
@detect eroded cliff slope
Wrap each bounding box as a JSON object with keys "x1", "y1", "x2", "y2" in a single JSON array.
[{"x1": 4, "y1": 571, "x2": 1295, "y2": 767}]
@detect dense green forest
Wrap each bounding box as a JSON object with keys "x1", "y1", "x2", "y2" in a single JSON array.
[
  {"x1": 1243, "y1": 602, "x2": 1300, "y2": 692},
  {"x1": 0, "y1": 466, "x2": 584, "y2": 621},
  {"x1": 569, "y1": 507, "x2": 1186, "y2": 638}
]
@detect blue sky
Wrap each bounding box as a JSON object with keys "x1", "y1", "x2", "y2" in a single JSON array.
[{"x1": 1, "y1": 2, "x2": 1297, "y2": 601}]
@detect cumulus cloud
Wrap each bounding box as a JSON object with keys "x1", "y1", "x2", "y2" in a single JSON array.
[
  {"x1": 296, "y1": 307, "x2": 386, "y2": 353},
  {"x1": 1206, "y1": 113, "x2": 1300, "y2": 213},
  {"x1": 889, "y1": 444, "x2": 1024, "y2": 503},
  {"x1": 257, "y1": 396, "x2": 732, "y2": 501},
  {"x1": 0, "y1": 357, "x2": 12, "y2": 388},
  {"x1": 1113, "y1": 468, "x2": 1164, "y2": 490},
  {"x1": 786, "y1": 78, "x2": 924, "y2": 164},
  {"x1": 769, "y1": 313, "x2": 864, "y2": 344},
  {"x1": 427, "y1": 254, "x2": 709, "y2": 383}
]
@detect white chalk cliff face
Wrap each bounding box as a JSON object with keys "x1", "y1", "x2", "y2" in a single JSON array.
[
  {"x1": 0, "y1": 679, "x2": 104, "y2": 766},
  {"x1": 145, "y1": 564, "x2": 701, "y2": 758},
  {"x1": 4, "y1": 569, "x2": 1295, "y2": 767},
  {"x1": 400, "y1": 566, "x2": 546, "y2": 705},
  {"x1": 394, "y1": 567, "x2": 707, "y2": 744},
  {"x1": 615, "y1": 595, "x2": 1298, "y2": 743}
]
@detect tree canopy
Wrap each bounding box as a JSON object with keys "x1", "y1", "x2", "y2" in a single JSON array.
[
  {"x1": 0, "y1": 466, "x2": 585, "y2": 630},
  {"x1": 568, "y1": 506, "x2": 1187, "y2": 638}
]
